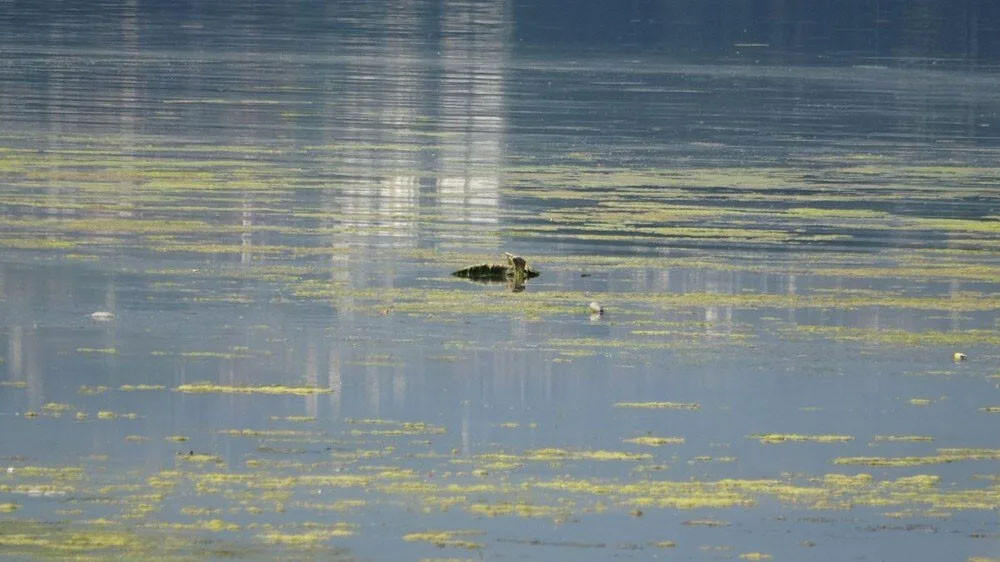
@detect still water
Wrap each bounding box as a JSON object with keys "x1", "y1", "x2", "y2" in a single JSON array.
[{"x1": 1, "y1": 2, "x2": 999, "y2": 560}]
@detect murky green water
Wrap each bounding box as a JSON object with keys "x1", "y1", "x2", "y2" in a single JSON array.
[{"x1": 2, "y1": 2, "x2": 999, "y2": 561}]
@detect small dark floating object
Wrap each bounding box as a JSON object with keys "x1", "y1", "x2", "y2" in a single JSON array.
[{"x1": 453, "y1": 253, "x2": 540, "y2": 281}]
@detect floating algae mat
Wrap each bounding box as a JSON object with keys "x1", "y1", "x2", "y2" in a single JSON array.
[
  {"x1": 2, "y1": 8, "x2": 1000, "y2": 561},
  {"x1": 175, "y1": 383, "x2": 334, "y2": 396}
]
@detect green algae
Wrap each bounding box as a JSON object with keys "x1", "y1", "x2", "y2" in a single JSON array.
[
  {"x1": 624, "y1": 436, "x2": 685, "y2": 446},
  {"x1": 270, "y1": 415, "x2": 317, "y2": 422},
  {"x1": 177, "y1": 453, "x2": 224, "y2": 465},
  {"x1": 615, "y1": 401, "x2": 700, "y2": 410},
  {"x1": 403, "y1": 530, "x2": 483, "y2": 550},
  {"x1": 0, "y1": 516, "x2": 269, "y2": 560},
  {"x1": 78, "y1": 386, "x2": 109, "y2": 395},
  {"x1": 752, "y1": 434, "x2": 853, "y2": 444},
  {"x1": 684, "y1": 519, "x2": 731, "y2": 527},
  {"x1": 834, "y1": 448, "x2": 1000, "y2": 467},
  {"x1": 256, "y1": 523, "x2": 355, "y2": 546},
  {"x1": 175, "y1": 383, "x2": 333, "y2": 396},
  {"x1": 348, "y1": 420, "x2": 445, "y2": 436},
  {"x1": 119, "y1": 384, "x2": 166, "y2": 391},
  {"x1": 522, "y1": 448, "x2": 653, "y2": 462},
  {"x1": 220, "y1": 429, "x2": 325, "y2": 440},
  {"x1": 153, "y1": 518, "x2": 241, "y2": 532},
  {"x1": 0, "y1": 237, "x2": 78, "y2": 250},
  {"x1": 179, "y1": 506, "x2": 221, "y2": 517},
  {"x1": 76, "y1": 347, "x2": 118, "y2": 355},
  {"x1": 3, "y1": 128, "x2": 1000, "y2": 561},
  {"x1": 292, "y1": 499, "x2": 366, "y2": 512},
  {"x1": 465, "y1": 501, "x2": 569, "y2": 519},
  {"x1": 2, "y1": 438, "x2": 997, "y2": 558},
  {"x1": 0, "y1": 523, "x2": 138, "y2": 554},
  {"x1": 786, "y1": 207, "x2": 890, "y2": 219},
  {"x1": 792, "y1": 326, "x2": 1000, "y2": 346},
  {"x1": 41, "y1": 403, "x2": 73, "y2": 414},
  {"x1": 327, "y1": 287, "x2": 1000, "y2": 324}
]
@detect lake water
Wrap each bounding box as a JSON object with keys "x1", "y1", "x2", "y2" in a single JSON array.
[{"x1": 2, "y1": 2, "x2": 999, "y2": 561}]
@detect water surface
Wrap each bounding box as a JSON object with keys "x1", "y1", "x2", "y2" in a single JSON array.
[{"x1": 2, "y1": 2, "x2": 1000, "y2": 561}]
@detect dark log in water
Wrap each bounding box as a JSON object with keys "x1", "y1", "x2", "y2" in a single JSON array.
[{"x1": 452, "y1": 253, "x2": 540, "y2": 281}]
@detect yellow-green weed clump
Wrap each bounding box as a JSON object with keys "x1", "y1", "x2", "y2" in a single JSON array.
[
  {"x1": 752, "y1": 434, "x2": 853, "y2": 444},
  {"x1": 255, "y1": 523, "x2": 355, "y2": 546},
  {"x1": 175, "y1": 383, "x2": 332, "y2": 396},
  {"x1": 403, "y1": 530, "x2": 483, "y2": 550},
  {"x1": 614, "y1": 401, "x2": 700, "y2": 410},
  {"x1": 624, "y1": 436, "x2": 685, "y2": 446},
  {"x1": 119, "y1": 384, "x2": 166, "y2": 391},
  {"x1": 834, "y1": 448, "x2": 1000, "y2": 467}
]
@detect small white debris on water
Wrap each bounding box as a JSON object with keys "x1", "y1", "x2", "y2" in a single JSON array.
[
  {"x1": 953, "y1": 352, "x2": 967, "y2": 362},
  {"x1": 589, "y1": 301, "x2": 604, "y2": 314},
  {"x1": 90, "y1": 311, "x2": 114, "y2": 321}
]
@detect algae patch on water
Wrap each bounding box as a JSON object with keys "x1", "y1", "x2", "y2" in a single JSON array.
[
  {"x1": 465, "y1": 501, "x2": 569, "y2": 519},
  {"x1": 739, "y1": 553, "x2": 773, "y2": 560},
  {"x1": 834, "y1": 448, "x2": 1000, "y2": 467},
  {"x1": 522, "y1": 448, "x2": 653, "y2": 462},
  {"x1": 78, "y1": 385, "x2": 109, "y2": 395},
  {"x1": 119, "y1": 384, "x2": 167, "y2": 391},
  {"x1": 4, "y1": 126, "x2": 1000, "y2": 560},
  {"x1": 177, "y1": 452, "x2": 224, "y2": 465},
  {"x1": 0, "y1": 518, "x2": 256, "y2": 558},
  {"x1": 624, "y1": 436, "x2": 685, "y2": 446},
  {"x1": 752, "y1": 434, "x2": 853, "y2": 444},
  {"x1": 175, "y1": 383, "x2": 333, "y2": 396},
  {"x1": 76, "y1": 347, "x2": 118, "y2": 355},
  {"x1": 683, "y1": 519, "x2": 731, "y2": 527},
  {"x1": 255, "y1": 523, "x2": 355, "y2": 546},
  {"x1": 614, "y1": 401, "x2": 700, "y2": 410},
  {"x1": 346, "y1": 417, "x2": 445, "y2": 434},
  {"x1": 792, "y1": 326, "x2": 1000, "y2": 346},
  {"x1": 403, "y1": 530, "x2": 483, "y2": 550}
]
